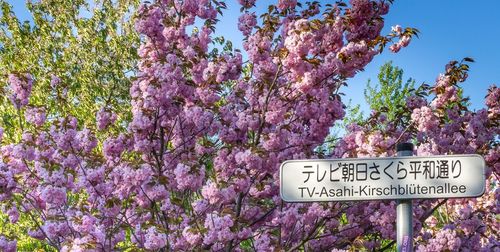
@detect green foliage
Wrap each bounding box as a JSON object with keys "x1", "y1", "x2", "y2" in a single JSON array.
[
  {"x1": 364, "y1": 61, "x2": 416, "y2": 122},
  {"x1": 342, "y1": 100, "x2": 364, "y2": 127},
  {"x1": 0, "y1": 0, "x2": 139, "y2": 142},
  {"x1": 322, "y1": 62, "x2": 417, "y2": 155}
]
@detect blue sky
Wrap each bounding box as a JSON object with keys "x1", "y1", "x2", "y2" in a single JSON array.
[
  {"x1": 344, "y1": 0, "x2": 500, "y2": 114},
  {"x1": 8, "y1": 1, "x2": 500, "y2": 114}
]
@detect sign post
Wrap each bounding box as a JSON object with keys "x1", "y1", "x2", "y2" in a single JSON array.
[
  {"x1": 396, "y1": 143, "x2": 414, "y2": 252},
  {"x1": 280, "y1": 143, "x2": 486, "y2": 251}
]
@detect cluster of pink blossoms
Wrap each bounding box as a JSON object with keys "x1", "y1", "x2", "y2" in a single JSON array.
[
  {"x1": 96, "y1": 107, "x2": 117, "y2": 130},
  {"x1": 25, "y1": 106, "x2": 47, "y2": 127},
  {"x1": 417, "y1": 228, "x2": 462, "y2": 251},
  {"x1": 238, "y1": 13, "x2": 256, "y2": 36},
  {"x1": 7, "y1": 73, "x2": 33, "y2": 109},
  {"x1": 411, "y1": 106, "x2": 439, "y2": 133},
  {"x1": 0, "y1": 1, "x2": 496, "y2": 251},
  {"x1": 0, "y1": 236, "x2": 16, "y2": 252},
  {"x1": 389, "y1": 25, "x2": 412, "y2": 53}
]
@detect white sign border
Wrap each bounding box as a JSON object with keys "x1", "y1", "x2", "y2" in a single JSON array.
[{"x1": 279, "y1": 154, "x2": 486, "y2": 202}]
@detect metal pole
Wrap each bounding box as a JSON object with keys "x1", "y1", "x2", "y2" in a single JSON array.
[{"x1": 396, "y1": 143, "x2": 414, "y2": 252}]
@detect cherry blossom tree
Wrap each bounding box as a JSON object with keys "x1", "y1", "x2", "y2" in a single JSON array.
[
  {"x1": 334, "y1": 59, "x2": 499, "y2": 251},
  {"x1": 0, "y1": 0, "x2": 497, "y2": 251}
]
